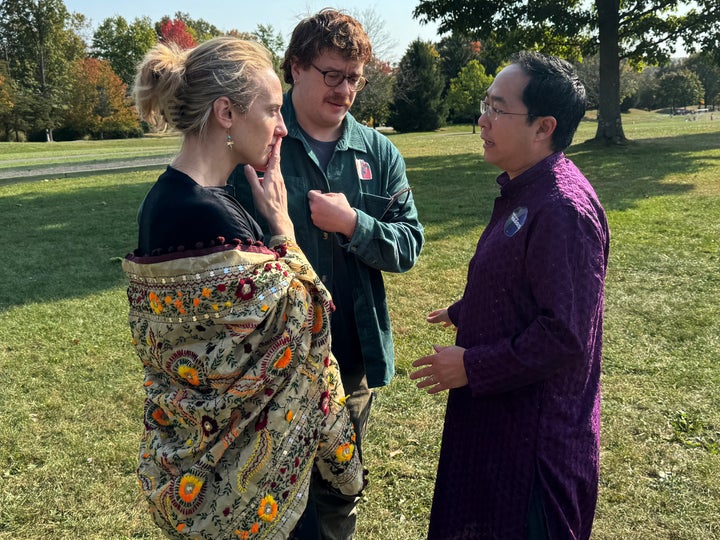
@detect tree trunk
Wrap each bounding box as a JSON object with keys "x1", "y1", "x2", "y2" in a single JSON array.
[{"x1": 594, "y1": 0, "x2": 627, "y2": 144}]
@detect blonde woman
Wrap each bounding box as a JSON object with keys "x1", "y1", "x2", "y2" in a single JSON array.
[{"x1": 124, "y1": 37, "x2": 364, "y2": 539}]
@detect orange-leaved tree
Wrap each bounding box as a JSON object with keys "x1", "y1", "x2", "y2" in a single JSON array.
[{"x1": 63, "y1": 58, "x2": 141, "y2": 139}]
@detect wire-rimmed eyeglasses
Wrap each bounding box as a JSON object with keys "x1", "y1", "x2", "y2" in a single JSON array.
[
  {"x1": 480, "y1": 99, "x2": 532, "y2": 121},
  {"x1": 380, "y1": 186, "x2": 412, "y2": 220},
  {"x1": 311, "y1": 64, "x2": 368, "y2": 92}
]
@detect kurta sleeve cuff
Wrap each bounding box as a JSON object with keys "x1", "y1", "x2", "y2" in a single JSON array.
[{"x1": 447, "y1": 300, "x2": 462, "y2": 327}]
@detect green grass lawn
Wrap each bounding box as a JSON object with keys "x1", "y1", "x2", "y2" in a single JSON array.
[
  {"x1": 0, "y1": 135, "x2": 181, "y2": 170},
  {"x1": 1, "y1": 111, "x2": 719, "y2": 539}
]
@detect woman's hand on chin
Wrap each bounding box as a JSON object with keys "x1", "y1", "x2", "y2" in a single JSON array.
[{"x1": 245, "y1": 139, "x2": 294, "y2": 238}]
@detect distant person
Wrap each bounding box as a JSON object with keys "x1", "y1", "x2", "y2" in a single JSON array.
[
  {"x1": 124, "y1": 36, "x2": 363, "y2": 539},
  {"x1": 229, "y1": 9, "x2": 424, "y2": 539},
  {"x1": 411, "y1": 51, "x2": 609, "y2": 540}
]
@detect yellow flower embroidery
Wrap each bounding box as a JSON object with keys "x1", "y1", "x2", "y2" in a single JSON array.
[
  {"x1": 178, "y1": 365, "x2": 200, "y2": 386},
  {"x1": 148, "y1": 292, "x2": 164, "y2": 314},
  {"x1": 258, "y1": 494, "x2": 278, "y2": 522},
  {"x1": 178, "y1": 474, "x2": 203, "y2": 503},
  {"x1": 336, "y1": 442, "x2": 355, "y2": 463}
]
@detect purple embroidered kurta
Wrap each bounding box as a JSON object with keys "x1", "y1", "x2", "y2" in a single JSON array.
[{"x1": 429, "y1": 153, "x2": 609, "y2": 540}]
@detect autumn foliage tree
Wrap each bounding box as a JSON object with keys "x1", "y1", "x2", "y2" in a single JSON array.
[
  {"x1": 0, "y1": 73, "x2": 15, "y2": 139},
  {"x1": 160, "y1": 18, "x2": 197, "y2": 49},
  {"x1": 352, "y1": 57, "x2": 395, "y2": 127},
  {"x1": 62, "y1": 58, "x2": 141, "y2": 139}
]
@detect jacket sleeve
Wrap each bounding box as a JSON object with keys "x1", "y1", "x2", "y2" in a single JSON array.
[{"x1": 338, "y1": 145, "x2": 424, "y2": 273}]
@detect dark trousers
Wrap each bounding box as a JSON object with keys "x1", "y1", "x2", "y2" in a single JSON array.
[
  {"x1": 527, "y1": 476, "x2": 550, "y2": 540},
  {"x1": 289, "y1": 372, "x2": 373, "y2": 540}
]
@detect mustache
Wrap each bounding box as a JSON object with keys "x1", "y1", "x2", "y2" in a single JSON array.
[{"x1": 328, "y1": 94, "x2": 352, "y2": 108}]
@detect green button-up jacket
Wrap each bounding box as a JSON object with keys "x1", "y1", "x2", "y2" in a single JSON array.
[{"x1": 229, "y1": 92, "x2": 424, "y2": 387}]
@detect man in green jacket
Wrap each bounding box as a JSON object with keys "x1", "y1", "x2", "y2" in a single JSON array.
[{"x1": 228, "y1": 8, "x2": 423, "y2": 539}]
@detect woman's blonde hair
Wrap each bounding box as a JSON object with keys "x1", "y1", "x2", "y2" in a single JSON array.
[{"x1": 133, "y1": 36, "x2": 273, "y2": 137}]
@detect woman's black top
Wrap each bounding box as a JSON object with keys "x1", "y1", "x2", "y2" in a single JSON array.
[{"x1": 136, "y1": 166, "x2": 263, "y2": 256}]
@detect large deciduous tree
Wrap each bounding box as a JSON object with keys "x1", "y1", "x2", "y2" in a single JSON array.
[
  {"x1": 92, "y1": 15, "x2": 157, "y2": 87},
  {"x1": 352, "y1": 7, "x2": 398, "y2": 63},
  {"x1": 0, "y1": 73, "x2": 16, "y2": 139},
  {"x1": 170, "y1": 11, "x2": 222, "y2": 43},
  {"x1": 436, "y1": 34, "x2": 483, "y2": 92},
  {"x1": 683, "y1": 53, "x2": 720, "y2": 109},
  {"x1": 389, "y1": 40, "x2": 446, "y2": 132},
  {"x1": 62, "y1": 57, "x2": 140, "y2": 139},
  {"x1": 413, "y1": 0, "x2": 720, "y2": 145},
  {"x1": 252, "y1": 24, "x2": 285, "y2": 78},
  {"x1": 656, "y1": 69, "x2": 704, "y2": 112},
  {"x1": 446, "y1": 59, "x2": 493, "y2": 132},
  {"x1": 159, "y1": 18, "x2": 197, "y2": 49},
  {"x1": 352, "y1": 57, "x2": 395, "y2": 127},
  {"x1": 0, "y1": 0, "x2": 86, "y2": 140}
]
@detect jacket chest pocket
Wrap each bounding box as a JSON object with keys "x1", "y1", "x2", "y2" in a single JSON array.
[{"x1": 359, "y1": 192, "x2": 393, "y2": 221}]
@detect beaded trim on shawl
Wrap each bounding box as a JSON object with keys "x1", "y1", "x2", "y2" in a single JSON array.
[{"x1": 122, "y1": 241, "x2": 364, "y2": 539}]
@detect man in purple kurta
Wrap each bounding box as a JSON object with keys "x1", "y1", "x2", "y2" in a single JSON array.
[{"x1": 411, "y1": 52, "x2": 609, "y2": 539}]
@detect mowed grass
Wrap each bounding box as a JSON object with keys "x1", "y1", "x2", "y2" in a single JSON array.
[
  {"x1": 1, "y1": 110, "x2": 719, "y2": 539},
  {"x1": 0, "y1": 135, "x2": 181, "y2": 170}
]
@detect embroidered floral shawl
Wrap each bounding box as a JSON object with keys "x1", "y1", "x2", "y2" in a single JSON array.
[{"x1": 122, "y1": 240, "x2": 364, "y2": 539}]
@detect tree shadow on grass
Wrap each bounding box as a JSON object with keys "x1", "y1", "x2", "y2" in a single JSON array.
[
  {"x1": 407, "y1": 130, "x2": 717, "y2": 244},
  {"x1": 0, "y1": 177, "x2": 153, "y2": 311},
  {"x1": 0, "y1": 129, "x2": 715, "y2": 310}
]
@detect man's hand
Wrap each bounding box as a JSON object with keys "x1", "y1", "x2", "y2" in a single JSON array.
[
  {"x1": 308, "y1": 190, "x2": 358, "y2": 239},
  {"x1": 427, "y1": 308, "x2": 456, "y2": 330},
  {"x1": 410, "y1": 344, "x2": 468, "y2": 394}
]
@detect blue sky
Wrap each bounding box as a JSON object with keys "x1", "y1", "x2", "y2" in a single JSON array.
[{"x1": 63, "y1": 0, "x2": 442, "y2": 63}]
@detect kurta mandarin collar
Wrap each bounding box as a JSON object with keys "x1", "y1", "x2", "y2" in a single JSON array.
[{"x1": 497, "y1": 151, "x2": 565, "y2": 196}]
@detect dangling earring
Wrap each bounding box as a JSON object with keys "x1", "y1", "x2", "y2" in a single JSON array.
[{"x1": 226, "y1": 130, "x2": 234, "y2": 150}]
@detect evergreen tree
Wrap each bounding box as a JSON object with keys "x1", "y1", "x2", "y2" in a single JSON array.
[{"x1": 389, "y1": 40, "x2": 446, "y2": 133}]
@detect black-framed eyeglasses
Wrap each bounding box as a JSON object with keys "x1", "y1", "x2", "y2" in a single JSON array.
[
  {"x1": 480, "y1": 99, "x2": 532, "y2": 121},
  {"x1": 311, "y1": 64, "x2": 368, "y2": 92}
]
